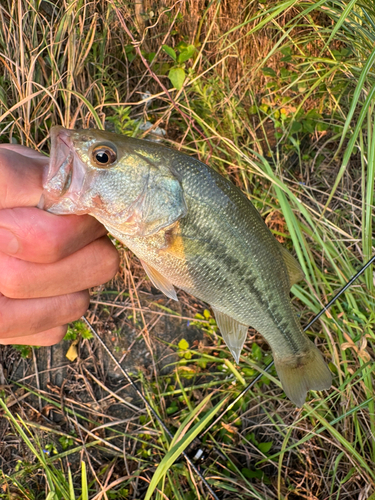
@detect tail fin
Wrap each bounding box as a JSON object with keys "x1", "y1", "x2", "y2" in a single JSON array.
[{"x1": 274, "y1": 343, "x2": 332, "y2": 407}]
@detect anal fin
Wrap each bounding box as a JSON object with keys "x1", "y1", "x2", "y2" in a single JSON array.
[
  {"x1": 141, "y1": 260, "x2": 178, "y2": 301},
  {"x1": 212, "y1": 308, "x2": 248, "y2": 363}
]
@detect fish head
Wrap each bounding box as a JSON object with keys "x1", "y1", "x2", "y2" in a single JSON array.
[{"x1": 39, "y1": 126, "x2": 187, "y2": 237}]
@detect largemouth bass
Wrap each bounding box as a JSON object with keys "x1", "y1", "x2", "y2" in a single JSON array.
[{"x1": 39, "y1": 126, "x2": 332, "y2": 406}]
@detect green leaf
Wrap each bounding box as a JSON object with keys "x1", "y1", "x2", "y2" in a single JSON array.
[
  {"x1": 261, "y1": 67, "x2": 277, "y2": 77},
  {"x1": 162, "y1": 44, "x2": 176, "y2": 61},
  {"x1": 175, "y1": 41, "x2": 188, "y2": 51},
  {"x1": 242, "y1": 367, "x2": 255, "y2": 377},
  {"x1": 290, "y1": 121, "x2": 302, "y2": 133},
  {"x1": 258, "y1": 441, "x2": 273, "y2": 454},
  {"x1": 197, "y1": 357, "x2": 208, "y2": 369},
  {"x1": 178, "y1": 338, "x2": 189, "y2": 350},
  {"x1": 302, "y1": 120, "x2": 315, "y2": 134},
  {"x1": 252, "y1": 343, "x2": 262, "y2": 361},
  {"x1": 305, "y1": 108, "x2": 321, "y2": 119},
  {"x1": 316, "y1": 122, "x2": 328, "y2": 132},
  {"x1": 145, "y1": 51, "x2": 156, "y2": 62},
  {"x1": 178, "y1": 44, "x2": 196, "y2": 63},
  {"x1": 166, "y1": 405, "x2": 178, "y2": 415},
  {"x1": 168, "y1": 67, "x2": 185, "y2": 90},
  {"x1": 280, "y1": 46, "x2": 292, "y2": 56},
  {"x1": 242, "y1": 467, "x2": 263, "y2": 479}
]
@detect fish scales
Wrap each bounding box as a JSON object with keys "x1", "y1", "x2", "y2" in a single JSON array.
[
  {"x1": 120, "y1": 153, "x2": 304, "y2": 356},
  {"x1": 39, "y1": 127, "x2": 332, "y2": 406}
]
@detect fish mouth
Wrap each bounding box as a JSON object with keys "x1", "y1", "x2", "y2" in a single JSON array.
[
  {"x1": 48, "y1": 127, "x2": 74, "y2": 195},
  {"x1": 38, "y1": 126, "x2": 86, "y2": 214}
]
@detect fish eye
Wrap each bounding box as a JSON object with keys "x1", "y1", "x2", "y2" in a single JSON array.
[{"x1": 92, "y1": 145, "x2": 117, "y2": 167}]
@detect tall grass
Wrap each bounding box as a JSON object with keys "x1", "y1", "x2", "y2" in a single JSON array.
[{"x1": 0, "y1": 0, "x2": 375, "y2": 498}]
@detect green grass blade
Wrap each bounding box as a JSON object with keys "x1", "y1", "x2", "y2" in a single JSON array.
[
  {"x1": 68, "y1": 468, "x2": 75, "y2": 500},
  {"x1": 81, "y1": 462, "x2": 88, "y2": 500},
  {"x1": 363, "y1": 105, "x2": 375, "y2": 290},
  {"x1": 323, "y1": 85, "x2": 375, "y2": 212},
  {"x1": 336, "y1": 44, "x2": 375, "y2": 153},
  {"x1": 320, "y1": 0, "x2": 358, "y2": 54},
  {"x1": 170, "y1": 393, "x2": 212, "y2": 447},
  {"x1": 144, "y1": 397, "x2": 226, "y2": 500}
]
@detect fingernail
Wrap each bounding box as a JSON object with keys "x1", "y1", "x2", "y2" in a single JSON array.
[{"x1": 0, "y1": 228, "x2": 19, "y2": 254}]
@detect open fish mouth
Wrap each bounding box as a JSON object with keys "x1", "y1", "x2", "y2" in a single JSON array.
[
  {"x1": 48, "y1": 130, "x2": 73, "y2": 195},
  {"x1": 38, "y1": 127, "x2": 86, "y2": 214}
]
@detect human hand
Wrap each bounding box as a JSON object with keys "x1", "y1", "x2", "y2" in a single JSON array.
[{"x1": 0, "y1": 144, "x2": 119, "y2": 346}]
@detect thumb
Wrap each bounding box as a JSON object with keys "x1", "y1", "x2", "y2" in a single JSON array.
[{"x1": 0, "y1": 145, "x2": 48, "y2": 209}]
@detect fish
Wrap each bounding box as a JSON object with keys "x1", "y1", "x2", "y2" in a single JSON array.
[{"x1": 39, "y1": 126, "x2": 332, "y2": 406}]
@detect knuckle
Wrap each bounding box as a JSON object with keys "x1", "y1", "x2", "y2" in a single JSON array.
[
  {"x1": 8, "y1": 209, "x2": 64, "y2": 263},
  {"x1": 22, "y1": 215, "x2": 64, "y2": 263},
  {"x1": 0, "y1": 301, "x2": 10, "y2": 338},
  {"x1": 101, "y1": 241, "x2": 120, "y2": 280},
  {"x1": 37, "y1": 327, "x2": 68, "y2": 346},
  {"x1": 69, "y1": 291, "x2": 90, "y2": 320},
  {"x1": 88, "y1": 236, "x2": 120, "y2": 284},
  {"x1": 0, "y1": 261, "x2": 25, "y2": 299},
  {"x1": 42, "y1": 230, "x2": 64, "y2": 262}
]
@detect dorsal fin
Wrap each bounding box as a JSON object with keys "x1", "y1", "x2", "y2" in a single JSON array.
[
  {"x1": 212, "y1": 308, "x2": 248, "y2": 363},
  {"x1": 140, "y1": 260, "x2": 178, "y2": 301},
  {"x1": 279, "y1": 245, "x2": 305, "y2": 287}
]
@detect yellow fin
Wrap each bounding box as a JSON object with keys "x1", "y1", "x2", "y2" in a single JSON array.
[
  {"x1": 279, "y1": 245, "x2": 305, "y2": 287},
  {"x1": 212, "y1": 308, "x2": 248, "y2": 363},
  {"x1": 140, "y1": 260, "x2": 178, "y2": 301},
  {"x1": 274, "y1": 343, "x2": 332, "y2": 407}
]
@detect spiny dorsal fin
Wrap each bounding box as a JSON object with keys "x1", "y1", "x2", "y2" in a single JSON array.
[
  {"x1": 279, "y1": 245, "x2": 305, "y2": 287},
  {"x1": 140, "y1": 260, "x2": 178, "y2": 301},
  {"x1": 212, "y1": 308, "x2": 248, "y2": 363}
]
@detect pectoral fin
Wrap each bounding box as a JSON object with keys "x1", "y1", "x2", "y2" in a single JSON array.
[
  {"x1": 212, "y1": 308, "x2": 248, "y2": 363},
  {"x1": 136, "y1": 168, "x2": 187, "y2": 237},
  {"x1": 141, "y1": 260, "x2": 178, "y2": 301},
  {"x1": 279, "y1": 245, "x2": 305, "y2": 287}
]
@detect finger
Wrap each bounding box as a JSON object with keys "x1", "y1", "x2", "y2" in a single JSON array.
[
  {"x1": 0, "y1": 144, "x2": 47, "y2": 159},
  {"x1": 0, "y1": 207, "x2": 107, "y2": 263},
  {"x1": 0, "y1": 290, "x2": 90, "y2": 340},
  {"x1": 0, "y1": 325, "x2": 68, "y2": 346},
  {"x1": 0, "y1": 236, "x2": 120, "y2": 299},
  {"x1": 0, "y1": 147, "x2": 47, "y2": 208}
]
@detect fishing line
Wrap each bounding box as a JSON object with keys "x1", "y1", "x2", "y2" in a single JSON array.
[
  {"x1": 81, "y1": 315, "x2": 220, "y2": 500},
  {"x1": 81, "y1": 253, "x2": 374, "y2": 492}
]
